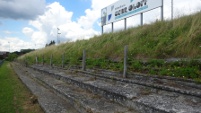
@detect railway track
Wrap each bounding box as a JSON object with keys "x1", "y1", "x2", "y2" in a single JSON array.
[{"x1": 13, "y1": 63, "x2": 201, "y2": 113}]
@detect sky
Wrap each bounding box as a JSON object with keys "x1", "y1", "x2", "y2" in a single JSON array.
[{"x1": 0, "y1": 0, "x2": 201, "y2": 52}]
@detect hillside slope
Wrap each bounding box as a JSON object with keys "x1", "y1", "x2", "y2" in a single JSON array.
[
  {"x1": 18, "y1": 12, "x2": 201, "y2": 81},
  {"x1": 24, "y1": 12, "x2": 201, "y2": 60}
]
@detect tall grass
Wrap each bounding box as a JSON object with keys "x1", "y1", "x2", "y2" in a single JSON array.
[{"x1": 19, "y1": 12, "x2": 201, "y2": 65}]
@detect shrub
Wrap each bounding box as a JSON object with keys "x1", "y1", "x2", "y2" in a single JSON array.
[{"x1": 6, "y1": 53, "x2": 18, "y2": 61}]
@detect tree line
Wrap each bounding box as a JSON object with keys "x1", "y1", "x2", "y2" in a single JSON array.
[{"x1": 45, "y1": 40, "x2": 56, "y2": 47}]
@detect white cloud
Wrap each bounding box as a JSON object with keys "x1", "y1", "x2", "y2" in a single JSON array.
[
  {"x1": 3, "y1": 30, "x2": 12, "y2": 34},
  {"x1": 22, "y1": 27, "x2": 34, "y2": 37},
  {"x1": 0, "y1": 0, "x2": 46, "y2": 20},
  {"x1": 173, "y1": 0, "x2": 201, "y2": 15},
  {"x1": 25, "y1": 0, "x2": 120, "y2": 45},
  {"x1": 25, "y1": 2, "x2": 102, "y2": 46},
  {"x1": 78, "y1": 0, "x2": 118, "y2": 29},
  {"x1": 0, "y1": 37, "x2": 35, "y2": 52},
  {"x1": 1, "y1": 0, "x2": 200, "y2": 52},
  {"x1": 78, "y1": 9, "x2": 98, "y2": 29},
  {"x1": 163, "y1": 0, "x2": 201, "y2": 20},
  {"x1": 31, "y1": 31, "x2": 47, "y2": 47}
]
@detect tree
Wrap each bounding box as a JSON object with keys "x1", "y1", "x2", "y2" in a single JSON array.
[{"x1": 46, "y1": 40, "x2": 56, "y2": 47}]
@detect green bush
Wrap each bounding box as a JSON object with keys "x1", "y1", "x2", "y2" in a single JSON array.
[{"x1": 6, "y1": 53, "x2": 18, "y2": 61}]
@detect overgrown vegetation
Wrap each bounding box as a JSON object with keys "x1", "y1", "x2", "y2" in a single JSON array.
[
  {"x1": 18, "y1": 12, "x2": 201, "y2": 81},
  {"x1": 0, "y1": 62, "x2": 43, "y2": 113},
  {"x1": 6, "y1": 53, "x2": 18, "y2": 61},
  {"x1": 128, "y1": 59, "x2": 201, "y2": 79}
]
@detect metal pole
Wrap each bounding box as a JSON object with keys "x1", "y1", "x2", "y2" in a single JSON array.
[
  {"x1": 101, "y1": 26, "x2": 104, "y2": 34},
  {"x1": 123, "y1": 45, "x2": 128, "y2": 78},
  {"x1": 82, "y1": 50, "x2": 86, "y2": 71},
  {"x1": 161, "y1": 0, "x2": 164, "y2": 21},
  {"x1": 57, "y1": 28, "x2": 61, "y2": 44},
  {"x1": 57, "y1": 28, "x2": 58, "y2": 44},
  {"x1": 141, "y1": 13, "x2": 143, "y2": 26},
  {"x1": 58, "y1": 33, "x2": 61, "y2": 44},
  {"x1": 124, "y1": 18, "x2": 127, "y2": 30},
  {"x1": 111, "y1": 22, "x2": 114, "y2": 33},
  {"x1": 171, "y1": 0, "x2": 173, "y2": 20}
]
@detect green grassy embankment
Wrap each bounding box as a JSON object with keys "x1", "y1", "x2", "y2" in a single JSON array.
[
  {"x1": 0, "y1": 62, "x2": 43, "y2": 113},
  {"x1": 19, "y1": 12, "x2": 201, "y2": 81}
]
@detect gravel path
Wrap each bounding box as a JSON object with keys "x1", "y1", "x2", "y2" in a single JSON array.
[
  {"x1": 12, "y1": 62, "x2": 201, "y2": 113},
  {"x1": 31, "y1": 64, "x2": 201, "y2": 113},
  {"x1": 13, "y1": 63, "x2": 136, "y2": 113},
  {"x1": 12, "y1": 63, "x2": 79, "y2": 113}
]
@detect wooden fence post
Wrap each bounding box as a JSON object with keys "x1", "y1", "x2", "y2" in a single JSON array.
[
  {"x1": 42, "y1": 55, "x2": 44, "y2": 65},
  {"x1": 62, "y1": 53, "x2": 64, "y2": 68},
  {"x1": 50, "y1": 54, "x2": 53, "y2": 67},
  {"x1": 123, "y1": 45, "x2": 128, "y2": 78},
  {"x1": 25, "y1": 57, "x2": 28, "y2": 67},
  {"x1": 35, "y1": 56, "x2": 38, "y2": 64},
  {"x1": 82, "y1": 50, "x2": 86, "y2": 71}
]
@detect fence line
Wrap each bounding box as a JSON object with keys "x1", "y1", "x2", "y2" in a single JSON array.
[
  {"x1": 34, "y1": 46, "x2": 129, "y2": 78},
  {"x1": 31, "y1": 45, "x2": 201, "y2": 79}
]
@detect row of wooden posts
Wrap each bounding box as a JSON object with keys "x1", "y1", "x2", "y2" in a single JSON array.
[{"x1": 35, "y1": 45, "x2": 128, "y2": 78}]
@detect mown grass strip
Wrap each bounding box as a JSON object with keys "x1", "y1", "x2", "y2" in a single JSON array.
[{"x1": 0, "y1": 62, "x2": 44, "y2": 113}]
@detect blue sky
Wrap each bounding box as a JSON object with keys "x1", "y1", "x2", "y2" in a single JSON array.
[
  {"x1": 0, "y1": 0, "x2": 201, "y2": 52},
  {"x1": 46, "y1": 0, "x2": 91, "y2": 20}
]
